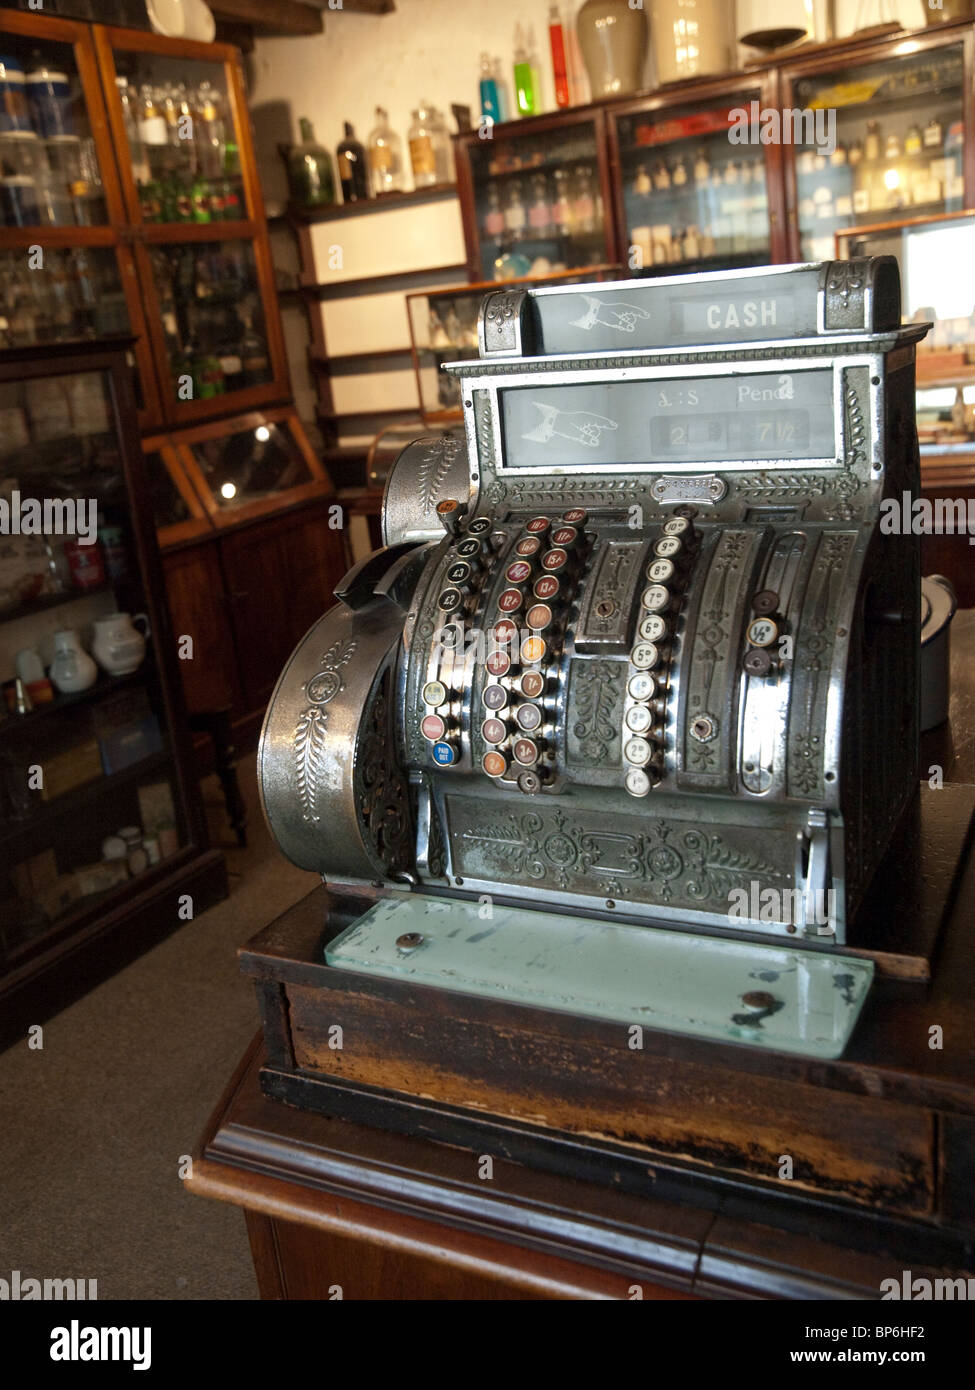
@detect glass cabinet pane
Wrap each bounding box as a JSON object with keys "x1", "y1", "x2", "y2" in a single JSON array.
[
  {"x1": 145, "y1": 450, "x2": 192, "y2": 530},
  {"x1": 110, "y1": 51, "x2": 244, "y2": 226},
  {"x1": 148, "y1": 240, "x2": 272, "y2": 406},
  {"x1": 791, "y1": 44, "x2": 964, "y2": 262},
  {"x1": 468, "y1": 121, "x2": 605, "y2": 280},
  {"x1": 0, "y1": 35, "x2": 109, "y2": 227},
  {"x1": 615, "y1": 100, "x2": 770, "y2": 273},
  {"x1": 187, "y1": 421, "x2": 313, "y2": 512},
  {"x1": 0, "y1": 246, "x2": 129, "y2": 345}
]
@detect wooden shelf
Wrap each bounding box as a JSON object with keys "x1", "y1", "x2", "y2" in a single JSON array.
[
  {"x1": 0, "y1": 582, "x2": 116, "y2": 627},
  {"x1": 0, "y1": 670, "x2": 147, "y2": 739},
  {"x1": 288, "y1": 184, "x2": 457, "y2": 224}
]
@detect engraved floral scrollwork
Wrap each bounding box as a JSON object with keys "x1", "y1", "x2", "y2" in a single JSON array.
[
  {"x1": 293, "y1": 637, "x2": 357, "y2": 823},
  {"x1": 571, "y1": 660, "x2": 623, "y2": 764},
  {"x1": 681, "y1": 828, "x2": 780, "y2": 902}
]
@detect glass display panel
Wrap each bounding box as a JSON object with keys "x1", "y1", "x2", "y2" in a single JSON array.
[
  {"x1": 615, "y1": 98, "x2": 770, "y2": 273},
  {"x1": 188, "y1": 421, "x2": 313, "y2": 510},
  {"x1": 144, "y1": 450, "x2": 192, "y2": 530},
  {"x1": 0, "y1": 246, "x2": 129, "y2": 344},
  {"x1": 500, "y1": 369, "x2": 835, "y2": 470},
  {"x1": 468, "y1": 121, "x2": 605, "y2": 281},
  {"x1": 792, "y1": 44, "x2": 964, "y2": 262},
  {"x1": 0, "y1": 34, "x2": 109, "y2": 227},
  {"x1": 111, "y1": 51, "x2": 244, "y2": 226},
  {"x1": 149, "y1": 240, "x2": 272, "y2": 405}
]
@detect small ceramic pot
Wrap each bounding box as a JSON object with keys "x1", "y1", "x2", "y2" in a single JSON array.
[
  {"x1": 92, "y1": 612, "x2": 150, "y2": 676},
  {"x1": 49, "y1": 628, "x2": 98, "y2": 694}
]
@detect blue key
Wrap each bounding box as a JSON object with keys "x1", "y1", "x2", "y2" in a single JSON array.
[{"x1": 432, "y1": 741, "x2": 458, "y2": 766}]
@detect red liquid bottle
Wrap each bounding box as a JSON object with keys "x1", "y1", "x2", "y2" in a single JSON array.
[{"x1": 549, "y1": 5, "x2": 570, "y2": 110}]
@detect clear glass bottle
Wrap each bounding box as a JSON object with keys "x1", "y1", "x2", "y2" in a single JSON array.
[
  {"x1": 288, "y1": 117, "x2": 336, "y2": 208},
  {"x1": 552, "y1": 166, "x2": 572, "y2": 233},
  {"x1": 504, "y1": 178, "x2": 527, "y2": 232},
  {"x1": 572, "y1": 164, "x2": 596, "y2": 235},
  {"x1": 864, "y1": 120, "x2": 881, "y2": 161},
  {"x1": 528, "y1": 172, "x2": 551, "y2": 233},
  {"x1": 367, "y1": 107, "x2": 403, "y2": 195},
  {"x1": 633, "y1": 164, "x2": 651, "y2": 196},
  {"x1": 408, "y1": 101, "x2": 450, "y2": 189}
]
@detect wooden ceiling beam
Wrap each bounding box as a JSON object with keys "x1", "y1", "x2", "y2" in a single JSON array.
[{"x1": 207, "y1": 0, "x2": 324, "y2": 37}]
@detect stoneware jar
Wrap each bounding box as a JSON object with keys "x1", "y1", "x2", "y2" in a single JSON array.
[
  {"x1": 576, "y1": 0, "x2": 650, "y2": 98},
  {"x1": 92, "y1": 612, "x2": 149, "y2": 676},
  {"x1": 49, "y1": 628, "x2": 98, "y2": 694}
]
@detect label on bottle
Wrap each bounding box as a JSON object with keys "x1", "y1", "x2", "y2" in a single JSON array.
[
  {"x1": 409, "y1": 135, "x2": 435, "y2": 177},
  {"x1": 219, "y1": 355, "x2": 242, "y2": 376},
  {"x1": 337, "y1": 152, "x2": 353, "y2": 180},
  {"x1": 369, "y1": 145, "x2": 393, "y2": 174},
  {"x1": 139, "y1": 115, "x2": 168, "y2": 146}
]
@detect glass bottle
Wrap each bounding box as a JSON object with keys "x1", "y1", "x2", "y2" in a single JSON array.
[
  {"x1": 138, "y1": 84, "x2": 168, "y2": 148},
  {"x1": 924, "y1": 116, "x2": 943, "y2": 150},
  {"x1": 240, "y1": 312, "x2": 270, "y2": 386},
  {"x1": 288, "y1": 117, "x2": 337, "y2": 207},
  {"x1": 572, "y1": 165, "x2": 596, "y2": 235},
  {"x1": 367, "y1": 107, "x2": 403, "y2": 195},
  {"x1": 885, "y1": 132, "x2": 901, "y2": 160},
  {"x1": 528, "y1": 173, "x2": 551, "y2": 233},
  {"x1": 408, "y1": 102, "x2": 449, "y2": 189},
  {"x1": 549, "y1": 5, "x2": 570, "y2": 110},
  {"x1": 513, "y1": 24, "x2": 539, "y2": 117},
  {"x1": 633, "y1": 164, "x2": 651, "y2": 196},
  {"x1": 905, "y1": 124, "x2": 922, "y2": 156},
  {"x1": 196, "y1": 81, "x2": 225, "y2": 181},
  {"x1": 337, "y1": 120, "x2": 369, "y2": 202},
  {"x1": 116, "y1": 77, "x2": 149, "y2": 186},
  {"x1": 552, "y1": 166, "x2": 572, "y2": 233},
  {"x1": 693, "y1": 146, "x2": 710, "y2": 182},
  {"x1": 483, "y1": 183, "x2": 505, "y2": 238},
  {"x1": 672, "y1": 156, "x2": 688, "y2": 187},
  {"x1": 652, "y1": 159, "x2": 671, "y2": 191},
  {"x1": 479, "y1": 52, "x2": 502, "y2": 125},
  {"x1": 504, "y1": 177, "x2": 527, "y2": 232},
  {"x1": 864, "y1": 120, "x2": 881, "y2": 161}
]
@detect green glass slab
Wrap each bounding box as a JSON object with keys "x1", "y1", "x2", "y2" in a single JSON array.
[{"x1": 325, "y1": 893, "x2": 874, "y2": 1059}]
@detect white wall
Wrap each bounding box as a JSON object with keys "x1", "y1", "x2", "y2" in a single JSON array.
[{"x1": 248, "y1": 0, "x2": 928, "y2": 211}]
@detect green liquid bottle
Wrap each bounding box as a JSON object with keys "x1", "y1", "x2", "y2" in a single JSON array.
[{"x1": 513, "y1": 24, "x2": 539, "y2": 117}]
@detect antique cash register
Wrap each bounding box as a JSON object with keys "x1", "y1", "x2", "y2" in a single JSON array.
[{"x1": 256, "y1": 259, "x2": 926, "y2": 1068}]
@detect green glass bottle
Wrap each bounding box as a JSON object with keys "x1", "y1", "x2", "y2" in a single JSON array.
[{"x1": 288, "y1": 117, "x2": 336, "y2": 208}]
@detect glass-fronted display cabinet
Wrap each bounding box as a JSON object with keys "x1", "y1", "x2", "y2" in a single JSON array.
[
  {"x1": 406, "y1": 266, "x2": 621, "y2": 423},
  {"x1": 608, "y1": 77, "x2": 784, "y2": 274},
  {"x1": 0, "y1": 338, "x2": 221, "y2": 991},
  {"x1": 453, "y1": 110, "x2": 615, "y2": 282},
  {"x1": 836, "y1": 210, "x2": 975, "y2": 447},
  {"x1": 782, "y1": 31, "x2": 967, "y2": 263},
  {"x1": 0, "y1": 8, "x2": 160, "y2": 424},
  {"x1": 141, "y1": 436, "x2": 211, "y2": 548}
]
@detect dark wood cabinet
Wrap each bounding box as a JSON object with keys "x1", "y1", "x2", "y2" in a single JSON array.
[{"x1": 163, "y1": 497, "x2": 348, "y2": 742}]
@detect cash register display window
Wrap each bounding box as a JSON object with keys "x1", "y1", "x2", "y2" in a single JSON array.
[{"x1": 499, "y1": 369, "x2": 836, "y2": 470}]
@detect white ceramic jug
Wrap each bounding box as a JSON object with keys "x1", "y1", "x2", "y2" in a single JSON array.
[
  {"x1": 49, "y1": 629, "x2": 98, "y2": 694},
  {"x1": 91, "y1": 612, "x2": 150, "y2": 676}
]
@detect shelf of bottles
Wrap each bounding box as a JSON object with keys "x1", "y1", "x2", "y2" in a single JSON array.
[
  {"x1": 789, "y1": 44, "x2": 965, "y2": 263},
  {"x1": 112, "y1": 51, "x2": 245, "y2": 228},
  {"x1": 0, "y1": 365, "x2": 185, "y2": 955},
  {"x1": 0, "y1": 36, "x2": 110, "y2": 230},
  {"x1": 150, "y1": 240, "x2": 272, "y2": 406},
  {"x1": 0, "y1": 246, "x2": 129, "y2": 347},
  {"x1": 470, "y1": 121, "x2": 606, "y2": 281},
  {"x1": 614, "y1": 100, "x2": 771, "y2": 274}
]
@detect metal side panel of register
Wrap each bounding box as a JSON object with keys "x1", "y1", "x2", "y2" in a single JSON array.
[{"x1": 258, "y1": 259, "x2": 927, "y2": 1059}]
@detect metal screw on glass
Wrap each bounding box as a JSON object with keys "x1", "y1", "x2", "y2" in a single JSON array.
[
  {"x1": 741, "y1": 991, "x2": 777, "y2": 1012},
  {"x1": 396, "y1": 932, "x2": 425, "y2": 954}
]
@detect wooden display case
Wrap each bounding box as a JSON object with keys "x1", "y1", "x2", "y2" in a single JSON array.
[{"x1": 0, "y1": 336, "x2": 226, "y2": 1034}]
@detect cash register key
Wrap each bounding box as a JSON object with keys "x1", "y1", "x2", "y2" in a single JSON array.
[
  {"x1": 421, "y1": 713, "x2": 447, "y2": 741},
  {"x1": 486, "y1": 648, "x2": 512, "y2": 678},
  {"x1": 482, "y1": 750, "x2": 509, "y2": 778},
  {"x1": 654, "y1": 535, "x2": 683, "y2": 559},
  {"x1": 550, "y1": 525, "x2": 580, "y2": 550},
  {"x1": 624, "y1": 736, "x2": 653, "y2": 767},
  {"x1": 638, "y1": 613, "x2": 668, "y2": 643},
  {"x1": 746, "y1": 616, "x2": 779, "y2": 648},
  {"x1": 641, "y1": 583, "x2": 671, "y2": 613},
  {"x1": 744, "y1": 648, "x2": 772, "y2": 677},
  {"x1": 520, "y1": 635, "x2": 547, "y2": 666},
  {"x1": 625, "y1": 767, "x2": 652, "y2": 798},
  {"x1": 513, "y1": 737, "x2": 540, "y2": 766},
  {"x1": 432, "y1": 740, "x2": 460, "y2": 766},
  {"x1": 752, "y1": 590, "x2": 780, "y2": 616},
  {"x1": 630, "y1": 641, "x2": 661, "y2": 670},
  {"x1": 482, "y1": 683, "x2": 509, "y2": 712},
  {"x1": 435, "y1": 498, "x2": 466, "y2": 535},
  {"x1": 505, "y1": 560, "x2": 534, "y2": 585},
  {"x1": 627, "y1": 671, "x2": 656, "y2": 701},
  {"x1": 662, "y1": 516, "x2": 693, "y2": 539},
  {"x1": 455, "y1": 537, "x2": 485, "y2": 560},
  {"x1": 526, "y1": 602, "x2": 553, "y2": 632},
  {"x1": 517, "y1": 769, "x2": 543, "y2": 795},
  {"x1": 525, "y1": 516, "x2": 552, "y2": 535},
  {"x1": 561, "y1": 508, "x2": 588, "y2": 526},
  {"x1": 541, "y1": 547, "x2": 570, "y2": 573},
  {"x1": 521, "y1": 669, "x2": 546, "y2": 699},
  {"x1": 625, "y1": 704, "x2": 653, "y2": 734},
  {"x1": 435, "y1": 621, "x2": 462, "y2": 650},
  {"x1": 515, "y1": 702, "x2": 543, "y2": 732},
  {"x1": 490, "y1": 531, "x2": 508, "y2": 552},
  {"x1": 515, "y1": 535, "x2": 543, "y2": 558},
  {"x1": 646, "y1": 557, "x2": 676, "y2": 585},
  {"x1": 533, "y1": 574, "x2": 560, "y2": 601},
  {"x1": 467, "y1": 517, "x2": 492, "y2": 535},
  {"x1": 492, "y1": 618, "x2": 519, "y2": 647},
  {"x1": 422, "y1": 680, "x2": 447, "y2": 707},
  {"x1": 438, "y1": 587, "x2": 464, "y2": 613},
  {"x1": 445, "y1": 560, "x2": 475, "y2": 589},
  {"x1": 498, "y1": 587, "x2": 525, "y2": 614},
  {"x1": 481, "y1": 717, "x2": 508, "y2": 746}
]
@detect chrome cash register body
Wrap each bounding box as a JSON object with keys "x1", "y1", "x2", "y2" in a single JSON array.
[{"x1": 259, "y1": 261, "x2": 924, "y2": 976}]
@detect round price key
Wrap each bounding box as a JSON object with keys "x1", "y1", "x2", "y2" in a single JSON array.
[
  {"x1": 438, "y1": 587, "x2": 463, "y2": 612},
  {"x1": 432, "y1": 741, "x2": 459, "y2": 766},
  {"x1": 525, "y1": 516, "x2": 551, "y2": 535},
  {"x1": 654, "y1": 536, "x2": 682, "y2": 558},
  {"x1": 492, "y1": 619, "x2": 518, "y2": 646},
  {"x1": 422, "y1": 680, "x2": 447, "y2": 707},
  {"x1": 505, "y1": 560, "x2": 533, "y2": 585},
  {"x1": 642, "y1": 584, "x2": 670, "y2": 613},
  {"x1": 421, "y1": 714, "x2": 446, "y2": 741},
  {"x1": 541, "y1": 548, "x2": 569, "y2": 573},
  {"x1": 639, "y1": 613, "x2": 667, "y2": 642},
  {"x1": 481, "y1": 717, "x2": 507, "y2": 745},
  {"x1": 497, "y1": 588, "x2": 524, "y2": 614},
  {"x1": 520, "y1": 635, "x2": 546, "y2": 665},
  {"x1": 516, "y1": 703, "x2": 543, "y2": 732},
  {"x1": 482, "y1": 750, "x2": 508, "y2": 778},
  {"x1": 486, "y1": 649, "x2": 511, "y2": 678},
  {"x1": 467, "y1": 517, "x2": 492, "y2": 535},
  {"x1": 525, "y1": 603, "x2": 553, "y2": 632},
  {"x1": 550, "y1": 526, "x2": 579, "y2": 548},
  {"x1": 533, "y1": 574, "x2": 560, "y2": 601},
  {"x1": 456, "y1": 537, "x2": 483, "y2": 559},
  {"x1": 521, "y1": 670, "x2": 546, "y2": 699},
  {"x1": 513, "y1": 737, "x2": 539, "y2": 766},
  {"x1": 646, "y1": 558, "x2": 675, "y2": 584},
  {"x1": 515, "y1": 536, "x2": 542, "y2": 558},
  {"x1": 482, "y1": 683, "x2": 509, "y2": 712},
  {"x1": 561, "y1": 508, "x2": 588, "y2": 525}
]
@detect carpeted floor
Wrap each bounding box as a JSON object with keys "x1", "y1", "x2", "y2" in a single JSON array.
[{"x1": 0, "y1": 757, "x2": 317, "y2": 1300}]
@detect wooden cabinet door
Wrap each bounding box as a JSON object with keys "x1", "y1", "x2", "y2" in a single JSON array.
[
  {"x1": 221, "y1": 506, "x2": 348, "y2": 717},
  {"x1": 163, "y1": 542, "x2": 242, "y2": 716}
]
